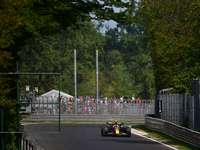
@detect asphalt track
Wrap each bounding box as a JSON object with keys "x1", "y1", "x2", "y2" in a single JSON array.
[{"x1": 25, "y1": 124, "x2": 175, "y2": 150}]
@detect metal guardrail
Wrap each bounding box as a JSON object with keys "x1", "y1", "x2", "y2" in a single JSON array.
[
  {"x1": 145, "y1": 115, "x2": 200, "y2": 148},
  {"x1": 21, "y1": 134, "x2": 44, "y2": 150}
]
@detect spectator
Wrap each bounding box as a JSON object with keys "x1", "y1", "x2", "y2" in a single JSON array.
[
  {"x1": 120, "y1": 96, "x2": 123, "y2": 103},
  {"x1": 104, "y1": 97, "x2": 107, "y2": 106},
  {"x1": 114, "y1": 99, "x2": 117, "y2": 104},
  {"x1": 137, "y1": 97, "x2": 141, "y2": 103},
  {"x1": 132, "y1": 95, "x2": 136, "y2": 101},
  {"x1": 110, "y1": 98, "x2": 113, "y2": 103}
]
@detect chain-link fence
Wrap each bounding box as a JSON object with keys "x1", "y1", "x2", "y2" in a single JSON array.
[{"x1": 32, "y1": 97, "x2": 154, "y2": 115}]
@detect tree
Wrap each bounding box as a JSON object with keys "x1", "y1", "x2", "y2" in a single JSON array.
[
  {"x1": 0, "y1": 0, "x2": 135, "y2": 98},
  {"x1": 100, "y1": 4, "x2": 155, "y2": 99},
  {"x1": 0, "y1": 1, "x2": 134, "y2": 148},
  {"x1": 19, "y1": 20, "x2": 105, "y2": 97},
  {"x1": 100, "y1": 50, "x2": 126, "y2": 98},
  {"x1": 139, "y1": 0, "x2": 200, "y2": 94}
]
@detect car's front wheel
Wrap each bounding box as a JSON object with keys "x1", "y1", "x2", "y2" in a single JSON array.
[
  {"x1": 101, "y1": 126, "x2": 104, "y2": 135},
  {"x1": 103, "y1": 127, "x2": 109, "y2": 136},
  {"x1": 126, "y1": 127, "x2": 131, "y2": 137}
]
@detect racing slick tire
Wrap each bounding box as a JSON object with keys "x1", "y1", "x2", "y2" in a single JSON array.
[
  {"x1": 126, "y1": 127, "x2": 131, "y2": 137},
  {"x1": 103, "y1": 127, "x2": 109, "y2": 136},
  {"x1": 101, "y1": 126, "x2": 104, "y2": 135}
]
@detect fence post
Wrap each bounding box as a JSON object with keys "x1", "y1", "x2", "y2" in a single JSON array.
[
  {"x1": 131, "y1": 102, "x2": 134, "y2": 115},
  {"x1": 155, "y1": 92, "x2": 159, "y2": 118},
  {"x1": 177, "y1": 93, "x2": 180, "y2": 125},
  {"x1": 51, "y1": 99, "x2": 53, "y2": 114},
  {"x1": 180, "y1": 94, "x2": 183, "y2": 126},
  {"x1": 172, "y1": 94, "x2": 175, "y2": 124},
  {"x1": 184, "y1": 94, "x2": 188, "y2": 127},
  {"x1": 26, "y1": 139, "x2": 28, "y2": 150},
  {"x1": 87, "y1": 99, "x2": 88, "y2": 115},
  {"x1": 75, "y1": 98, "x2": 77, "y2": 115},
  {"x1": 191, "y1": 78, "x2": 200, "y2": 131},
  {"x1": 163, "y1": 94, "x2": 165, "y2": 121},
  {"x1": 42, "y1": 99, "x2": 44, "y2": 114},
  {"x1": 82, "y1": 101, "x2": 84, "y2": 115},
  {"x1": 0, "y1": 98, "x2": 4, "y2": 150},
  {"x1": 188, "y1": 95, "x2": 195, "y2": 130},
  {"x1": 38, "y1": 100, "x2": 40, "y2": 114}
]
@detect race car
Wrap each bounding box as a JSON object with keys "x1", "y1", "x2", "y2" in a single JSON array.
[{"x1": 101, "y1": 120, "x2": 131, "y2": 137}]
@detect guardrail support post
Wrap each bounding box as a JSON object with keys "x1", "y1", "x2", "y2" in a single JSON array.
[
  {"x1": 16, "y1": 61, "x2": 21, "y2": 150},
  {"x1": 0, "y1": 98, "x2": 4, "y2": 150}
]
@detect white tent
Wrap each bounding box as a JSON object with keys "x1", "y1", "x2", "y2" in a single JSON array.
[
  {"x1": 35, "y1": 90, "x2": 73, "y2": 110},
  {"x1": 40, "y1": 89, "x2": 73, "y2": 99}
]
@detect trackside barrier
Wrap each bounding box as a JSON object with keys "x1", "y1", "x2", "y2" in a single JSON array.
[
  {"x1": 22, "y1": 114, "x2": 145, "y2": 122},
  {"x1": 157, "y1": 94, "x2": 196, "y2": 130},
  {"x1": 145, "y1": 115, "x2": 200, "y2": 148},
  {"x1": 21, "y1": 134, "x2": 44, "y2": 150}
]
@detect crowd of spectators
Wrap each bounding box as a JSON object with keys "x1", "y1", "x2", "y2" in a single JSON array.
[{"x1": 57, "y1": 95, "x2": 143, "y2": 114}]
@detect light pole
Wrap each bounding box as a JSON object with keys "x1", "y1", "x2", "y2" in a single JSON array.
[{"x1": 96, "y1": 50, "x2": 98, "y2": 114}]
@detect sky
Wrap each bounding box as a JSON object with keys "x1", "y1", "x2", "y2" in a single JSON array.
[
  {"x1": 92, "y1": 6, "x2": 123, "y2": 34},
  {"x1": 92, "y1": 0, "x2": 139, "y2": 34},
  {"x1": 93, "y1": 20, "x2": 117, "y2": 34}
]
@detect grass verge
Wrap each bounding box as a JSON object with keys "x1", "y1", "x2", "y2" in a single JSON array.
[{"x1": 132, "y1": 125, "x2": 199, "y2": 150}]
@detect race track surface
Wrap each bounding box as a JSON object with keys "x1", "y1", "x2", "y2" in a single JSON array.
[{"x1": 25, "y1": 124, "x2": 174, "y2": 150}]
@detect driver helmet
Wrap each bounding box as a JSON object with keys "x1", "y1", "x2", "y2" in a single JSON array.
[{"x1": 114, "y1": 120, "x2": 118, "y2": 124}]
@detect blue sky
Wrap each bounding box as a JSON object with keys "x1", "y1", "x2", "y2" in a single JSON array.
[
  {"x1": 92, "y1": 0, "x2": 138, "y2": 34},
  {"x1": 92, "y1": 6, "x2": 123, "y2": 34},
  {"x1": 94, "y1": 20, "x2": 117, "y2": 34}
]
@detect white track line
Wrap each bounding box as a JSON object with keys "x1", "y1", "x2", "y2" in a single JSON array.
[{"x1": 130, "y1": 127, "x2": 178, "y2": 150}]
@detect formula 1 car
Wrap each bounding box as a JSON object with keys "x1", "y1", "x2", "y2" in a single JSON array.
[{"x1": 101, "y1": 121, "x2": 131, "y2": 137}]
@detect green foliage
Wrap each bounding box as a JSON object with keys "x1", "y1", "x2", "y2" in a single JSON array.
[
  {"x1": 0, "y1": 0, "x2": 134, "y2": 50},
  {"x1": 18, "y1": 14, "x2": 155, "y2": 100},
  {"x1": 102, "y1": 50, "x2": 126, "y2": 97},
  {"x1": 0, "y1": 0, "x2": 137, "y2": 98},
  {"x1": 0, "y1": 99, "x2": 17, "y2": 150},
  {"x1": 0, "y1": 1, "x2": 136, "y2": 149},
  {"x1": 100, "y1": 7, "x2": 155, "y2": 99},
  {"x1": 0, "y1": 51, "x2": 14, "y2": 98},
  {"x1": 139, "y1": 0, "x2": 200, "y2": 94},
  {"x1": 19, "y1": 20, "x2": 105, "y2": 97}
]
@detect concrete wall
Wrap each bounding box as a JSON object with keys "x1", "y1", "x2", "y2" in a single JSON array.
[{"x1": 22, "y1": 114, "x2": 145, "y2": 122}]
